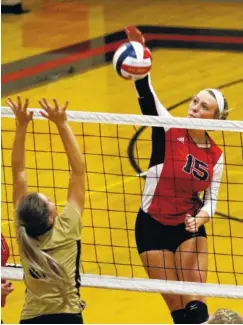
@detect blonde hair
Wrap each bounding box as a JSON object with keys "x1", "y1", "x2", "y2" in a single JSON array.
[
  {"x1": 207, "y1": 90, "x2": 230, "y2": 120},
  {"x1": 208, "y1": 309, "x2": 243, "y2": 324},
  {"x1": 17, "y1": 194, "x2": 71, "y2": 305}
]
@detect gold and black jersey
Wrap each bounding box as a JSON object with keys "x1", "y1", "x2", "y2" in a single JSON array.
[{"x1": 20, "y1": 203, "x2": 82, "y2": 320}]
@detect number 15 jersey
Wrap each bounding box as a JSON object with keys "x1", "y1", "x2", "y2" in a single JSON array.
[{"x1": 135, "y1": 75, "x2": 223, "y2": 226}]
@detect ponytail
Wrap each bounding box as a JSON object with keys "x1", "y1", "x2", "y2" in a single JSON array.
[{"x1": 18, "y1": 226, "x2": 70, "y2": 305}]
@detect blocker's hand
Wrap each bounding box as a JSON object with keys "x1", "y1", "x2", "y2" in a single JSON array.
[
  {"x1": 39, "y1": 98, "x2": 68, "y2": 126},
  {"x1": 7, "y1": 96, "x2": 33, "y2": 126}
]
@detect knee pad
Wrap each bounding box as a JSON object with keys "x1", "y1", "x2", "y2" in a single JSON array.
[
  {"x1": 171, "y1": 308, "x2": 186, "y2": 324},
  {"x1": 185, "y1": 300, "x2": 209, "y2": 324}
]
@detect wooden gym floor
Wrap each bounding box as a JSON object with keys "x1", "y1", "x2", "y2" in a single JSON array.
[{"x1": 1, "y1": 0, "x2": 243, "y2": 323}]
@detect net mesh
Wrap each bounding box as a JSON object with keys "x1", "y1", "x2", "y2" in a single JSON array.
[{"x1": 1, "y1": 107, "x2": 243, "y2": 298}]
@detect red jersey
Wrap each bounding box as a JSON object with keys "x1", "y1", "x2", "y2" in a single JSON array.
[
  {"x1": 1, "y1": 233, "x2": 10, "y2": 267},
  {"x1": 135, "y1": 75, "x2": 223, "y2": 225},
  {"x1": 1, "y1": 233, "x2": 10, "y2": 307}
]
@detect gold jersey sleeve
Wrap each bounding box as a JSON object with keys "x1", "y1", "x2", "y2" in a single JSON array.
[{"x1": 20, "y1": 203, "x2": 83, "y2": 320}]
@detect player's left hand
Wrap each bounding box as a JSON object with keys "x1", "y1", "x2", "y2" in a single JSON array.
[
  {"x1": 185, "y1": 214, "x2": 199, "y2": 233},
  {"x1": 185, "y1": 210, "x2": 210, "y2": 233}
]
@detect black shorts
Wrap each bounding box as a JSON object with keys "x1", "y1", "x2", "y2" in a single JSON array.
[
  {"x1": 20, "y1": 313, "x2": 83, "y2": 324},
  {"x1": 135, "y1": 209, "x2": 207, "y2": 254}
]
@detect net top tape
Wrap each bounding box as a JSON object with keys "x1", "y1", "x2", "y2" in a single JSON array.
[
  {"x1": 2, "y1": 267, "x2": 243, "y2": 299},
  {"x1": 2, "y1": 107, "x2": 243, "y2": 132}
]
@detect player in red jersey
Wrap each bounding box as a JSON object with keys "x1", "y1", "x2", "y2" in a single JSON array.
[
  {"x1": 1, "y1": 233, "x2": 14, "y2": 320},
  {"x1": 125, "y1": 26, "x2": 229, "y2": 324}
]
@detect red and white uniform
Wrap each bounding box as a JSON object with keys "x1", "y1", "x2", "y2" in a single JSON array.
[
  {"x1": 1, "y1": 233, "x2": 10, "y2": 307},
  {"x1": 135, "y1": 75, "x2": 223, "y2": 225}
]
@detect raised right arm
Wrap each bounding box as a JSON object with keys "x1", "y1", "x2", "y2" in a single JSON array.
[
  {"x1": 135, "y1": 74, "x2": 171, "y2": 117},
  {"x1": 125, "y1": 26, "x2": 171, "y2": 117}
]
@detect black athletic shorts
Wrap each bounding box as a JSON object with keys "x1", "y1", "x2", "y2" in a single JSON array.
[
  {"x1": 20, "y1": 313, "x2": 83, "y2": 324},
  {"x1": 135, "y1": 209, "x2": 207, "y2": 254}
]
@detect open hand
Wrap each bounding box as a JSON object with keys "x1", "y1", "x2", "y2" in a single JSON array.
[
  {"x1": 39, "y1": 98, "x2": 68, "y2": 126},
  {"x1": 7, "y1": 96, "x2": 33, "y2": 126}
]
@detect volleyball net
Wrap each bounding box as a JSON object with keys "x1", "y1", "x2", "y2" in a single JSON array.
[{"x1": 1, "y1": 107, "x2": 243, "y2": 298}]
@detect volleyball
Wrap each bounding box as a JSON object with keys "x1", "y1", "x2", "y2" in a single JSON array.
[{"x1": 113, "y1": 41, "x2": 152, "y2": 80}]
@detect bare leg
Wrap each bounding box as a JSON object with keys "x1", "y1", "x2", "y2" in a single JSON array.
[
  {"x1": 175, "y1": 236, "x2": 208, "y2": 307},
  {"x1": 140, "y1": 250, "x2": 184, "y2": 312}
]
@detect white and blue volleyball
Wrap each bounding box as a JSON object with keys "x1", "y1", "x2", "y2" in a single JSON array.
[{"x1": 113, "y1": 41, "x2": 152, "y2": 80}]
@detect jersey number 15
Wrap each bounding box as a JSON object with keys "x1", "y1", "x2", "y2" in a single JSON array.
[{"x1": 183, "y1": 154, "x2": 209, "y2": 181}]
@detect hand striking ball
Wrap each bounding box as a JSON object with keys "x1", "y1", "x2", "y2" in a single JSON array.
[{"x1": 113, "y1": 41, "x2": 152, "y2": 80}]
